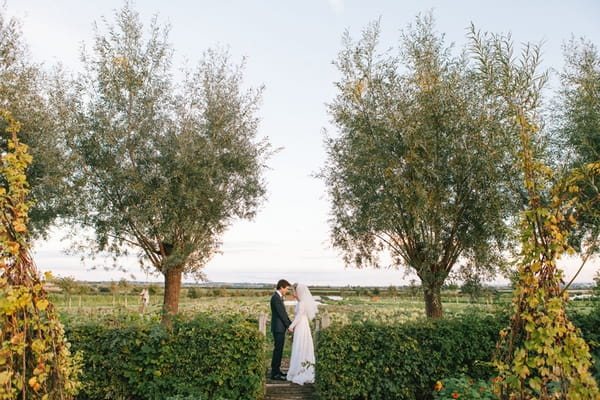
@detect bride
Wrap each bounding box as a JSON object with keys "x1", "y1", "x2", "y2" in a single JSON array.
[{"x1": 287, "y1": 283, "x2": 318, "y2": 385}]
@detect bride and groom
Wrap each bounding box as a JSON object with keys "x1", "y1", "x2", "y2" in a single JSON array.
[{"x1": 270, "y1": 279, "x2": 317, "y2": 385}]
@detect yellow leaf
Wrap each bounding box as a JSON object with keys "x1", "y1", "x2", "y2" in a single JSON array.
[
  {"x1": 519, "y1": 365, "x2": 530, "y2": 379},
  {"x1": 529, "y1": 377, "x2": 541, "y2": 391},
  {"x1": 28, "y1": 376, "x2": 37, "y2": 388},
  {"x1": 31, "y1": 339, "x2": 46, "y2": 354},
  {"x1": 0, "y1": 371, "x2": 11, "y2": 385},
  {"x1": 8, "y1": 242, "x2": 20, "y2": 254},
  {"x1": 13, "y1": 221, "x2": 27, "y2": 233},
  {"x1": 10, "y1": 333, "x2": 24, "y2": 345},
  {"x1": 36, "y1": 299, "x2": 49, "y2": 311}
]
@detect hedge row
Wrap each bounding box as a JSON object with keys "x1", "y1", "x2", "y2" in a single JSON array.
[
  {"x1": 570, "y1": 306, "x2": 600, "y2": 383},
  {"x1": 64, "y1": 313, "x2": 265, "y2": 400},
  {"x1": 61, "y1": 306, "x2": 599, "y2": 400},
  {"x1": 315, "y1": 312, "x2": 506, "y2": 400}
]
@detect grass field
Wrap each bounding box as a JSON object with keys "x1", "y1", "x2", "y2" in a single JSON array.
[{"x1": 48, "y1": 283, "x2": 596, "y2": 323}]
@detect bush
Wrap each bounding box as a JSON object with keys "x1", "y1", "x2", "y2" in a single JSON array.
[
  {"x1": 65, "y1": 312, "x2": 265, "y2": 400},
  {"x1": 432, "y1": 375, "x2": 499, "y2": 399},
  {"x1": 187, "y1": 287, "x2": 200, "y2": 299},
  {"x1": 316, "y1": 311, "x2": 505, "y2": 400},
  {"x1": 569, "y1": 306, "x2": 600, "y2": 383}
]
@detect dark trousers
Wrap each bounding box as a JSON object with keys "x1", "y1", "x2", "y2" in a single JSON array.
[{"x1": 271, "y1": 331, "x2": 285, "y2": 376}]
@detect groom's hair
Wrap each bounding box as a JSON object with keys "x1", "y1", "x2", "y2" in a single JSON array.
[{"x1": 276, "y1": 279, "x2": 291, "y2": 290}]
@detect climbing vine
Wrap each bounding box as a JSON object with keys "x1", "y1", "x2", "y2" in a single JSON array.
[
  {"x1": 470, "y1": 29, "x2": 600, "y2": 399},
  {"x1": 0, "y1": 110, "x2": 80, "y2": 399}
]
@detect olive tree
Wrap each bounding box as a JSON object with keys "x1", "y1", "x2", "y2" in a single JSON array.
[
  {"x1": 322, "y1": 15, "x2": 519, "y2": 318},
  {"x1": 67, "y1": 4, "x2": 272, "y2": 321},
  {"x1": 555, "y1": 38, "x2": 600, "y2": 258},
  {"x1": 0, "y1": 8, "x2": 73, "y2": 237}
]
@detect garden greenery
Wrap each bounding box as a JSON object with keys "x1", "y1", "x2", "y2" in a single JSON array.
[
  {"x1": 64, "y1": 312, "x2": 265, "y2": 400},
  {"x1": 316, "y1": 309, "x2": 599, "y2": 400},
  {"x1": 569, "y1": 307, "x2": 600, "y2": 384},
  {"x1": 315, "y1": 313, "x2": 505, "y2": 400}
]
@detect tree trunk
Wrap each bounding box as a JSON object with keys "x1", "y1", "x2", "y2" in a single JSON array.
[
  {"x1": 162, "y1": 265, "x2": 183, "y2": 325},
  {"x1": 424, "y1": 284, "x2": 443, "y2": 319}
]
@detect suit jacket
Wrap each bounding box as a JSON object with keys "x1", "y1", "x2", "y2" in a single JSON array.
[{"x1": 270, "y1": 291, "x2": 291, "y2": 333}]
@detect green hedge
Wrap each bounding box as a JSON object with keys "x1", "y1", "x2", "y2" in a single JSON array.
[
  {"x1": 64, "y1": 313, "x2": 265, "y2": 400},
  {"x1": 315, "y1": 312, "x2": 505, "y2": 400},
  {"x1": 570, "y1": 306, "x2": 600, "y2": 383}
]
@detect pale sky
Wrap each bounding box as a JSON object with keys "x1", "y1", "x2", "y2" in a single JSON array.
[{"x1": 4, "y1": 0, "x2": 600, "y2": 286}]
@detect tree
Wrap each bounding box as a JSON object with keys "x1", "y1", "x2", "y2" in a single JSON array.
[
  {"x1": 555, "y1": 38, "x2": 600, "y2": 259},
  {"x1": 0, "y1": 7, "x2": 74, "y2": 237},
  {"x1": 459, "y1": 271, "x2": 484, "y2": 302},
  {"x1": 54, "y1": 276, "x2": 80, "y2": 295},
  {"x1": 53, "y1": 275, "x2": 80, "y2": 308},
  {"x1": 117, "y1": 279, "x2": 131, "y2": 297},
  {"x1": 559, "y1": 38, "x2": 600, "y2": 166},
  {"x1": 593, "y1": 270, "x2": 600, "y2": 300},
  {"x1": 322, "y1": 15, "x2": 518, "y2": 318},
  {"x1": 470, "y1": 27, "x2": 600, "y2": 399},
  {"x1": 66, "y1": 4, "x2": 272, "y2": 322}
]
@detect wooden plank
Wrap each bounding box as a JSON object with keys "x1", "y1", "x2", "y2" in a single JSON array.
[
  {"x1": 265, "y1": 378, "x2": 316, "y2": 399},
  {"x1": 266, "y1": 357, "x2": 317, "y2": 399}
]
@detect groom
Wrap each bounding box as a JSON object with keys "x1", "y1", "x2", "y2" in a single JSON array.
[{"x1": 270, "y1": 279, "x2": 292, "y2": 380}]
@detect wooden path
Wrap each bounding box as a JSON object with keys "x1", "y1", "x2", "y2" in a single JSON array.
[
  {"x1": 265, "y1": 380, "x2": 316, "y2": 400},
  {"x1": 265, "y1": 359, "x2": 317, "y2": 400}
]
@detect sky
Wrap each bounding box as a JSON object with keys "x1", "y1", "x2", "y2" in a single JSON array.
[{"x1": 4, "y1": 0, "x2": 600, "y2": 287}]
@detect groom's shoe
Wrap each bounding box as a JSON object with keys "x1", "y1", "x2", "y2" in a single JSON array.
[{"x1": 271, "y1": 374, "x2": 287, "y2": 381}]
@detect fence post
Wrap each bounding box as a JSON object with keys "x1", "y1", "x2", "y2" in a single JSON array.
[
  {"x1": 315, "y1": 313, "x2": 329, "y2": 347},
  {"x1": 321, "y1": 313, "x2": 330, "y2": 330},
  {"x1": 258, "y1": 313, "x2": 267, "y2": 335}
]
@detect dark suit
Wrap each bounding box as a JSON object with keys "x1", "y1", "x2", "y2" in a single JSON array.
[{"x1": 270, "y1": 291, "x2": 291, "y2": 377}]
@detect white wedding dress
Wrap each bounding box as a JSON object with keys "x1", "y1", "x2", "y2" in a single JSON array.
[{"x1": 287, "y1": 284, "x2": 317, "y2": 385}]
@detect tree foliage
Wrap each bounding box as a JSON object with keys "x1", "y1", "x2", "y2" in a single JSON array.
[
  {"x1": 593, "y1": 270, "x2": 600, "y2": 300},
  {"x1": 559, "y1": 39, "x2": 600, "y2": 165},
  {"x1": 322, "y1": 15, "x2": 519, "y2": 318},
  {"x1": 0, "y1": 7, "x2": 73, "y2": 237},
  {"x1": 470, "y1": 27, "x2": 600, "y2": 399},
  {"x1": 0, "y1": 110, "x2": 80, "y2": 399},
  {"x1": 65, "y1": 3, "x2": 272, "y2": 320},
  {"x1": 555, "y1": 38, "x2": 600, "y2": 256}
]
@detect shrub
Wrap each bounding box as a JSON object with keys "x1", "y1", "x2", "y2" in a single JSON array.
[
  {"x1": 432, "y1": 375, "x2": 500, "y2": 399},
  {"x1": 65, "y1": 312, "x2": 265, "y2": 400},
  {"x1": 187, "y1": 287, "x2": 200, "y2": 299},
  {"x1": 316, "y1": 311, "x2": 505, "y2": 400},
  {"x1": 569, "y1": 306, "x2": 600, "y2": 382}
]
